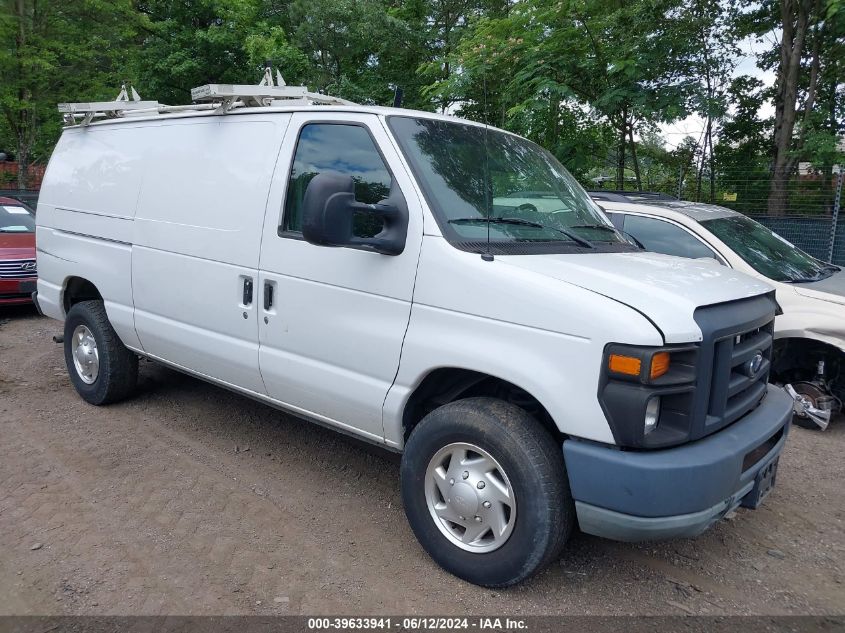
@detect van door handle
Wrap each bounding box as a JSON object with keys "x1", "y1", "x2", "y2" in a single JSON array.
[
  {"x1": 264, "y1": 283, "x2": 274, "y2": 310},
  {"x1": 243, "y1": 279, "x2": 253, "y2": 305}
]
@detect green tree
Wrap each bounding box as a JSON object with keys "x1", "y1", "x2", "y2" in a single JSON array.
[
  {"x1": 133, "y1": 0, "x2": 307, "y2": 105},
  {"x1": 287, "y1": 0, "x2": 429, "y2": 106},
  {"x1": 437, "y1": 0, "x2": 708, "y2": 190},
  {"x1": 0, "y1": 0, "x2": 138, "y2": 187},
  {"x1": 740, "y1": 0, "x2": 844, "y2": 214}
]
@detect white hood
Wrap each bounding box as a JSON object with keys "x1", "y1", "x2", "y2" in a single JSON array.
[
  {"x1": 501, "y1": 251, "x2": 774, "y2": 343},
  {"x1": 793, "y1": 270, "x2": 845, "y2": 306}
]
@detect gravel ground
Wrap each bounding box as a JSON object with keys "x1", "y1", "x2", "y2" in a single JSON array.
[{"x1": 1, "y1": 306, "x2": 843, "y2": 616}]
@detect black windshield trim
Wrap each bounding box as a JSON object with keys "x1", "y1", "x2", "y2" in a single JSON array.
[{"x1": 386, "y1": 115, "x2": 633, "y2": 256}]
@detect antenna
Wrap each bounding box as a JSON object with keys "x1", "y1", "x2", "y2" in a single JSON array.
[{"x1": 481, "y1": 73, "x2": 493, "y2": 262}]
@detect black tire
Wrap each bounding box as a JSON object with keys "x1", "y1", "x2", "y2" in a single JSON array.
[
  {"x1": 400, "y1": 397, "x2": 573, "y2": 587},
  {"x1": 64, "y1": 300, "x2": 138, "y2": 405}
]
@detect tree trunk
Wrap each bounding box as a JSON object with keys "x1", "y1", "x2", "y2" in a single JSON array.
[
  {"x1": 547, "y1": 97, "x2": 560, "y2": 149},
  {"x1": 695, "y1": 116, "x2": 712, "y2": 203},
  {"x1": 15, "y1": 0, "x2": 28, "y2": 190},
  {"x1": 708, "y1": 124, "x2": 715, "y2": 203},
  {"x1": 616, "y1": 109, "x2": 627, "y2": 190},
  {"x1": 627, "y1": 124, "x2": 642, "y2": 191},
  {"x1": 16, "y1": 138, "x2": 28, "y2": 190},
  {"x1": 768, "y1": 0, "x2": 817, "y2": 215}
]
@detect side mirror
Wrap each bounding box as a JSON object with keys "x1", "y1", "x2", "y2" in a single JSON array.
[{"x1": 301, "y1": 172, "x2": 408, "y2": 256}]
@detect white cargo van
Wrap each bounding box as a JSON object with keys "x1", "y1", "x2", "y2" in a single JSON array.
[{"x1": 35, "y1": 84, "x2": 793, "y2": 587}]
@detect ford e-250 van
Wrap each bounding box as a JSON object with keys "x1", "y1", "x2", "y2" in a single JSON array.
[{"x1": 35, "y1": 82, "x2": 793, "y2": 587}]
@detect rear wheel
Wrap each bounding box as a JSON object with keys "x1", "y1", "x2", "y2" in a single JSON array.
[
  {"x1": 400, "y1": 397, "x2": 573, "y2": 587},
  {"x1": 64, "y1": 300, "x2": 138, "y2": 405}
]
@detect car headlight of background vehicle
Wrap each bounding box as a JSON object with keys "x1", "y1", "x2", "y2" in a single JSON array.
[{"x1": 598, "y1": 343, "x2": 698, "y2": 448}]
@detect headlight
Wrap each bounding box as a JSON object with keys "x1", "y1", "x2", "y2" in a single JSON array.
[
  {"x1": 644, "y1": 397, "x2": 660, "y2": 435},
  {"x1": 599, "y1": 343, "x2": 698, "y2": 448}
]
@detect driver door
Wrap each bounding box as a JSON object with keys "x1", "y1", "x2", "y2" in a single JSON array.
[{"x1": 256, "y1": 113, "x2": 424, "y2": 441}]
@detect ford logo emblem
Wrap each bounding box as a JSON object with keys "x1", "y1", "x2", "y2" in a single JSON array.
[{"x1": 746, "y1": 352, "x2": 764, "y2": 377}]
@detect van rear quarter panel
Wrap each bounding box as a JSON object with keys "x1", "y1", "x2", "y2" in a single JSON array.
[{"x1": 36, "y1": 125, "x2": 150, "y2": 348}]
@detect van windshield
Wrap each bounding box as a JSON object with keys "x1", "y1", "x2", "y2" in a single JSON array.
[
  {"x1": 0, "y1": 204, "x2": 35, "y2": 233},
  {"x1": 700, "y1": 215, "x2": 838, "y2": 282},
  {"x1": 387, "y1": 116, "x2": 632, "y2": 255}
]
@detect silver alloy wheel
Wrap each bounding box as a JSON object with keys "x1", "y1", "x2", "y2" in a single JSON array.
[
  {"x1": 424, "y1": 442, "x2": 516, "y2": 553},
  {"x1": 71, "y1": 324, "x2": 99, "y2": 384}
]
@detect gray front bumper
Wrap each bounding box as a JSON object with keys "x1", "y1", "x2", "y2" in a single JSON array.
[{"x1": 564, "y1": 385, "x2": 792, "y2": 542}]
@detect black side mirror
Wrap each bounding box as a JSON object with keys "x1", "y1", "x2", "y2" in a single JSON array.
[{"x1": 301, "y1": 172, "x2": 408, "y2": 256}]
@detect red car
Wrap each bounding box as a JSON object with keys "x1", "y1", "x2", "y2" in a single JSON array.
[{"x1": 0, "y1": 197, "x2": 37, "y2": 306}]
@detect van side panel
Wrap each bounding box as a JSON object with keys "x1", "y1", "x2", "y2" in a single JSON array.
[
  {"x1": 35, "y1": 127, "x2": 149, "y2": 348},
  {"x1": 131, "y1": 116, "x2": 289, "y2": 393},
  {"x1": 37, "y1": 126, "x2": 148, "y2": 221}
]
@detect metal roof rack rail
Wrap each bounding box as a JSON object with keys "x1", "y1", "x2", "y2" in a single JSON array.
[
  {"x1": 190, "y1": 62, "x2": 357, "y2": 113},
  {"x1": 58, "y1": 83, "x2": 161, "y2": 126},
  {"x1": 58, "y1": 64, "x2": 357, "y2": 126}
]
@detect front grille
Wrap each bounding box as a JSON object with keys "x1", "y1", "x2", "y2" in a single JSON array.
[
  {"x1": 691, "y1": 292, "x2": 778, "y2": 440},
  {"x1": 0, "y1": 258, "x2": 37, "y2": 279},
  {"x1": 708, "y1": 321, "x2": 774, "y2": 428}
]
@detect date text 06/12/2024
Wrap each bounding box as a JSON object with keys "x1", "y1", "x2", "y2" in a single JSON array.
[{"x1": 306, "y1": 617, "x2": 528, "y2": 630}]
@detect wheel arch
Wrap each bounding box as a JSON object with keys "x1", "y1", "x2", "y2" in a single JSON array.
[
  {"x1": 401, "y1": 366, "x2": 562, "y2": 445},
  {"x1": 772, "y1": 336, "x2": 845, "y2": 394},
  {"x1": 62, "y1": 276, "x2": 103, "y2": 315}
]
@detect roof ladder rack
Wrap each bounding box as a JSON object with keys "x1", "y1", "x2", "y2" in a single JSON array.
[
  {"x1": 190, "y1": 62, "x2": 357, "y2": 113},
  {"x1": 58, "y1": 83, "x2": 161, "y2": 126},
  {"x1": 57, "y1": 64, "x2": 357, "y2": 126}
]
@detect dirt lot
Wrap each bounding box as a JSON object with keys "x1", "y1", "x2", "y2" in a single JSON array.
[{"x1": 1, "y1": 306, "x2": 844, "y2": 616}]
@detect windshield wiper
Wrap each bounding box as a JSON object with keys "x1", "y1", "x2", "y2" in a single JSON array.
[
  {"x1": 568, "y1": 223, "x2": 617, "y2": 232},
  {"x1": 568, "y1": 224, "x2": 624, "y2": 237},
  {"x1": 448, "y1": 217, "x2": 594, "y2": 248},
  {"x1": 791, "y1": 265, "x2": 839, "y2": 283}
]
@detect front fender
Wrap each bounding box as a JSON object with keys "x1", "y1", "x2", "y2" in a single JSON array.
[
  {"x1": 775, "y1": 307, "x2": 845, "y2": 354},
  {"x1": 383, "y1": 301, "x2": 661, "y2": 448}
]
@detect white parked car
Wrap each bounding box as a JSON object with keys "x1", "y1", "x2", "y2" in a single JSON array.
[
  {"x1": 35, "y1": 82, "x2": 793, "y2": 587},
  {"x1": 591, "y1": 191, "x2": 844, "y2": 430}
]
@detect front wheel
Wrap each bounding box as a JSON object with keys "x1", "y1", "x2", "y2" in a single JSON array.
[
  {"x1": 400, "y1": 397, "x2": 573, "y2": 587},
  {"x1": 64, "y1": 300, "x2": 138, "y2": 405}
]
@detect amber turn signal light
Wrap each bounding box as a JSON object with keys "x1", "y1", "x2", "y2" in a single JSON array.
[
  {"x1": 650, "y1": 352, "x2": 671, "y2": 380},
  {"x1": 608, "y1": 354, "x2": 642, "y2": 376}
]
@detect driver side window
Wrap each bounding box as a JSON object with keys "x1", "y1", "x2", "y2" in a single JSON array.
[{"x1": 282, "y1": 123, "x2": 393, "y2": 238}]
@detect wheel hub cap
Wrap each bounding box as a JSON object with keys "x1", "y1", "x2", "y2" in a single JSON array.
[
  {"x1": 71, "y1": 325, "x2": 99, "y2": 384},
  {"x1": 424, "y1": 442, "x2": 516, "y2": 553}
]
